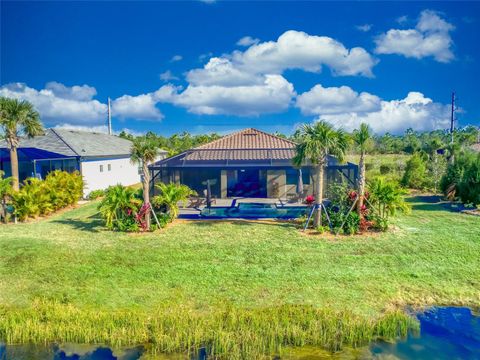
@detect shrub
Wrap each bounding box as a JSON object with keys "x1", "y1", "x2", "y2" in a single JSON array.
[
  {"x1": 88, "y1": 189, "x2": 105, "y2": 200},
  {"x1": 11, "y1": 171, "x2": 83, "y2": 221},
  {"x1": 401, "y1": 152, "x2": 429, "y2": 189},
  {"x1": 379, "y1": 163, "x2": 394, "y2": 175},
  {"x1": 152, "y1": 183, "x2": 196, "y2": 220},
  {"x1": 368, "y1": 178, "x2": 410, "y2": 231},
  {"x1": 441, "y1": 152, "x2": 480, "y2": 206},
  {"x1": 98, "y1": 185, "x2": 141, "y2": 231}
]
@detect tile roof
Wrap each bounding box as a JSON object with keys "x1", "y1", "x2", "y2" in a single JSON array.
[
  {"x1": 1, "y1": 129, "x2": 166, "y2": 158},
  {"x1": 185, "y1": 128, "x2": 296, "y2": 161},
  {"x1": 195, "y1": 128, "x2": 296, "y2": 150}
]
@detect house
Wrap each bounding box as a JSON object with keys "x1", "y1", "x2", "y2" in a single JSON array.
[
  {"x1": 149, "y1": 128, "x2": 358, "y2": 199},
  {"x1": 0, "y1": 128, "x2": 167, "y2": 196}
]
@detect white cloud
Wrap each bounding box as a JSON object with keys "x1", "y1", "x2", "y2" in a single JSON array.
[
  {"x1": 231, "y1": 30, "x2": 377, "y2": 77},
  {"x1": 159, "y1": 70, "x2": 179, "y2": 81},
  {"x1": 237, "y1": 36, "x2": 260, "y2": 46},
  {"x1": 187, "y1": 57, "x2": 262, "y2": 87},
  {"x1": 297, "y1": 85, "x2": 450, "y2": 134},
  {"x1": 112, "y1": 93, "x2": 164, "y2": 120},
  {"x1": 375, "y1": 10, "x2": 455, "y2": 63},
  {"x1": 356, "y1": 24, "x2": 372, "y2": 32},
  {"x1": 45, "y1": 81, "x2": 97, "y2": 101},
  {"x1": 166, "y1": 74, "x2": 295, "y2": 116},
  {"x1": 296, "y1": 84, "x2": 381, "y2": 115},
  {"x1": 170, "y1": 55, "x2": 183, "y2": 62},
  {"x1": 0, "y1": 82, "x2": 107, "y2": 124}
]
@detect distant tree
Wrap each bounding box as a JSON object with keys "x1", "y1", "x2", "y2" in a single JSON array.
[
  {"x1": 0, "y1": 97, "x2": 44, "y2": 191},
  {"x1": 130, "y1": 136, "x2": 161, "y2": 230},
  {"x1": 401, "y1": 152, "x2": 428, "y2": 189},
  {"x1": 293, "y1": 121, "x2": 349, "y2": 227}
]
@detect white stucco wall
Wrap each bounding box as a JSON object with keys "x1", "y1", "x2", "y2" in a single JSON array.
[{"x1": 81, "y1": 157, "x2": 140, "y2": 196}]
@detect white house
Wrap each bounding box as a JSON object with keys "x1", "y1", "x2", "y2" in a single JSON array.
[{"x1": 0, "y1": 128, "x2": 167, "y2": 197}]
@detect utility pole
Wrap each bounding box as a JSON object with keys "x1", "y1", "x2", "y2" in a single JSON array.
[
  {"x1": 450, "y1": 91, "x2": 455, "y2": 145},
  {"x1": 107, "y1": 97, "x2": 112, "y2": 135}
]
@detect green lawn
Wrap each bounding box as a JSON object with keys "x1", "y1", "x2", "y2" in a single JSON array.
[{"x1": 0, "y1": 196, "x2": 479, "y2": 357}]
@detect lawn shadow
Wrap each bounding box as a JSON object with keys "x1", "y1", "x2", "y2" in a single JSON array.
[
  {"x1": 184, "y1": 218, "x2": 296, "y2": 229},
  {"x1": 52, "y1": 214, "x2": 104, "y2": 233},
  {"x1": 407, "y1": 195, "x2": 468, "y2": 212}
]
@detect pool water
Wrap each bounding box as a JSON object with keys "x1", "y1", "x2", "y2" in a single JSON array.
[
  {"x1": 199, "y1": 202, "x2": 309, "y2": 219},
  {"x1": 1, "y1": 307, "x2": 479, "y2": 359}
]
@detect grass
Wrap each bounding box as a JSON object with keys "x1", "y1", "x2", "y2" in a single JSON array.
[
  {"x1": 346, "y1": 153, "x2": 411, "y2": 181},
  {"x1": 0, "y1": 196, "x2": 479, "y2": 358}
]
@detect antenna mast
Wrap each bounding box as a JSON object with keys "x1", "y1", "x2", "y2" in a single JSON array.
[
  {"x1": 107, "y1": 97, "x2": 112, "y2": 135},
  {"x1": 450, "y1": 91, "x2": 455, "y2": 145}
]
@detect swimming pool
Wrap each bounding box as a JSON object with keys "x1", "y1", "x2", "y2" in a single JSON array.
[{"x1": 199, "y1": 202, "x2": 309, "y2": 219}]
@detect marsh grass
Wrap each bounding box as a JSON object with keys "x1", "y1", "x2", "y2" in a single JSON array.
[{"x1": 0, "y1": 301, "x2": 416, "y2": 359}]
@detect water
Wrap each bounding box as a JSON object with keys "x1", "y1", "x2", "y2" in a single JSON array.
[
  {"x1": 1, "y1": 307, "x2": 479, "y2": 359},
  {"x1": 199, "y1": 202, "x2": 309, "y2": 219}
]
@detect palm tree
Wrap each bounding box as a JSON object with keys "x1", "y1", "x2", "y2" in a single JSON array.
[
  {"x1": 352, "y1": 123, "x2": 373, "y2": 216},
  {"x1": 0, "y1": 97, "x2": 43, "y2": 191},
  {"x1": 98, "y1": 185, "x2": 141, "y2": 229},
  {"x1": 152, "y1": 183, "x2": 196, "y2": 220},
  {"x1": 293, "y1": 121, "x2": 349, "y2": 227},
  {"x1": 130, "y1": 136, "x2": 160, "y2": 230}
]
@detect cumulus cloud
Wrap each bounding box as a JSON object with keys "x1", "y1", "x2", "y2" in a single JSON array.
[
  {"x1": 356, "y1": 24, "x2": 372, "y2": 32},
  {"x1": 187, "y1": 57, "x2": 263, "y2": 87},
  {"x1": 111, "y1": 93, "x2": 164, "y2": 120},
  {"x1": 231, "y1": 30, "x2": 377, "y2": 77},
  {"x1": 297, "y1": 85, "x2": 450, "y2": 133},
  {"x1": 166, "y1": 74, "x2": 295, "y2": 116},
  {"x1": 296, "y1": 84, "x2": 381, "y2": 115},
  {"x1": 237, "y1": 36, "x2": 260, "y2": 46},
  {"x1": 0, "y1": 82, "x2": 107, "y2": 124},
  {"x1": 375, "y1": 10, "x2": 455, "y2": 63},
  {"x1": 396, "y1": 15, "x2": 408, "y2": 24}
]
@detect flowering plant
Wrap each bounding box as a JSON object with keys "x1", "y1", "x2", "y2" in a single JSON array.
[{"x1": 305, "y1": 195, "x2": 315, "y2": 205}]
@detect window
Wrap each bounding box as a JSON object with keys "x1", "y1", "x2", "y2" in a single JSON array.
[
  {"x1": 100, "y1": 165, "x2": 104, "y2": 172},
  {"x1": 107, "y1": 164, "x2": 111, "y2": 171}
]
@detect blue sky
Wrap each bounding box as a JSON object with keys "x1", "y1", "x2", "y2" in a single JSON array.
[{"x1": 1, "y1": 1, "x2": 479, "y2": 136}]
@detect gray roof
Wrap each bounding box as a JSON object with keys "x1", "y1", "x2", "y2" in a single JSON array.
[{"x1": 1, "y1": 129, "x2": 166, "y2": 158}]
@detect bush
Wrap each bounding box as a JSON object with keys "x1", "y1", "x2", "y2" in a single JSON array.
[
  {"x1": 441, "y1": 152, "x2": 480, "y2": 206},
  {"x1": 88, "y1": 189, "x2": 105, "y2": 200},
  {"x1": 379, "y1": 163, "x2": 394, "y2": 175},
  {"x1": 11, "y1": 171, "x2": 83, "y2": 221},
  {"x1": 401, "y1": 152, "x2": 429, "y2": 189},
  {"x1": 98, "y1": 185, "x2": 142, "y2": 231}
]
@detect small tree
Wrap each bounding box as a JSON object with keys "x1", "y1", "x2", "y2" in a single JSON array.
[
  {"x1": 0, "y1": 98, "x2": 44, "y2": 191},
  {"x1": 293, "y1": 121, "x2": 349, "y2": 227},
  {"x1": 352, "y1": 123, "x2": 373, "y2": 216},
  {"x1": 401, "y1": 152, "x2": 428, "y2": 189},
  {"x1": 153, "y1": 183, "x2": 196, "y2": 220},
  {"x1": 0, "y1": 171, "x2": 13, "y2": 223},
  {"x1": 130, "y1": 136, "x2": 160, "y2": 230}
]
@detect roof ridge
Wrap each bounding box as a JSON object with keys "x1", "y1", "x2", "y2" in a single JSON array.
[
  {"x1": 49, "y1": 128, "x2": 80, "y2": 156},
  {"x1": 193, "y1": 128, "x2": 296, "y2": 150}
]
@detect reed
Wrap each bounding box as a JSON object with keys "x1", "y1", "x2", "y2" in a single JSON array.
[{"x1": 0, "y1": 300, "x2": 417, "y2": 359}]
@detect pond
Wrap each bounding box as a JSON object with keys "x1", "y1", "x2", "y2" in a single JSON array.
[{"x1": 1, "y1": 307, "x2": 479, "y2": 359}]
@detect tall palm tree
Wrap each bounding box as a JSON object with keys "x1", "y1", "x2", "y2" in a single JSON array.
[
  {"x1": 352, "y1": 123, "x2": 372, "y2": 216},
  {"x1": 130, "y1": 136, "x2": 160, "y2": 229},
  {"x1": 293, "y1": 121, "x2": 349, "y2": 227},
  {"x1": 0, "y1": 97, "x2": 43, "y2": 191}
]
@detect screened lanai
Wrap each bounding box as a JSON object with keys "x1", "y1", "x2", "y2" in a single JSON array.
[{"x1": 149, "y1": 128, "x2": 358, "y2": 199}]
